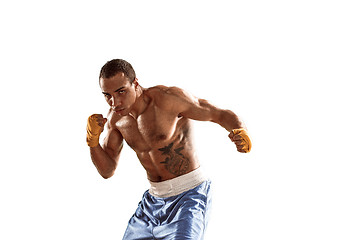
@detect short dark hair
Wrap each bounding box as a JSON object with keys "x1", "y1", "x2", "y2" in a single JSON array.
[{"x1": 99, "y1": 59, "x2": 136, "y2": 83}]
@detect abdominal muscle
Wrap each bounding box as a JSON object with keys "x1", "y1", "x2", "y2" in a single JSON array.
[{"x1": 134, "y1": 136, "x2": 200, "y2": 182}]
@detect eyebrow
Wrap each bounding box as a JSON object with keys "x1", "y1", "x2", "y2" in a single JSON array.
[{"x1": 102, "y1": 87, "x2": 125, "y2": 95}]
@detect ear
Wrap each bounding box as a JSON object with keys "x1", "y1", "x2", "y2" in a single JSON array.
[{"x1": 133, "y1": 78, "x2": 139, "y2": 88}]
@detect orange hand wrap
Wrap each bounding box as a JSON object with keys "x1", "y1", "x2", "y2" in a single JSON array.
[
  {"x1": 231, "y1": 128, "x2": 252, "y2": 153},
  {"x1": 86, "y1": 114, "x2": 105, "y2": 147}
]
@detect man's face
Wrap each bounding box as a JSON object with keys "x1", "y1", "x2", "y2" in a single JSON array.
[{"x1": 100, "y1": 72, "x2": 137, "y2": 116}]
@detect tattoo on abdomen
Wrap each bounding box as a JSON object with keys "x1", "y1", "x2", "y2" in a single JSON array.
[{"x1": 158, "y1": 142, "x2": 190, "y2": 176}]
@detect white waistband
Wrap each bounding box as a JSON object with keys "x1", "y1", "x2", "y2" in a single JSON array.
[{"x1": 148, "y1": 167, "x2": 207, "y2": 198}]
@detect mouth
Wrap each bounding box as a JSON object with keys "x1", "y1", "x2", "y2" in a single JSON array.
[{"x1": 114, "y1": 108, "x2": 125, "y2": 114}]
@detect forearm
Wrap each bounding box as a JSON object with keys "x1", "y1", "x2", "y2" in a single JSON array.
[
  {"x1": 89, "y1": 145, "x2": 118, "y2": 179},
  {"x1": 213, "y1": 109, "x2": 246, "y2": 132}
]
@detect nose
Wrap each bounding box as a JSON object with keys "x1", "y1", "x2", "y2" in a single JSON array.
[{"x1": 111, "y1": 96, "x2": 122, "y2": 109}]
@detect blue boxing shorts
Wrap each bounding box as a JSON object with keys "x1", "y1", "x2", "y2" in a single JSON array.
[{"x1": 122, "y1": 167, "x2": 212, "y2": 240}]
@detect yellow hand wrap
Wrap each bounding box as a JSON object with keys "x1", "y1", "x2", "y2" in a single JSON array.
[
  {"x1": 86, "y1": 114, "x2": 105, "y2": 147},
  {"x1": 231, "y1": 128, "x2": 252, "y2": 153}
]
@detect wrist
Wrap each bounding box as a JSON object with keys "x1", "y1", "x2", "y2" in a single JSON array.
[
  {"x1": 231, "y1": 128, "x2": 245, "y2": 134},
  {"x1": 87, "y1": 134, "x2": 100, "y2": 147}
]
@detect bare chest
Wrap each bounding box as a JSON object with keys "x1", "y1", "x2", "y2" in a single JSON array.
[{"x1": 116, "y1": 106, "x2": 182, "y2": 151}]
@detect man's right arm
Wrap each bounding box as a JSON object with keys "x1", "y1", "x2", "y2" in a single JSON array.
[{"x1": 87, "y1": 114, "x2": 123, "y2": 179}]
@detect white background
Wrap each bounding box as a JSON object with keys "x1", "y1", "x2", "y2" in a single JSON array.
[{"x1": 1, "y1": 0, "x2": 359, "y2": 239}]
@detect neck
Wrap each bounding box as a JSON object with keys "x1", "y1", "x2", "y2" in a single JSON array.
[{"x1": 129, "y1": 86, "x2": 147, "y2": 119}]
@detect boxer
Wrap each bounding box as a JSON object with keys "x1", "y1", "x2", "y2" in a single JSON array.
[{"x1": 87, "y1": 59, "x2": 251, "y2": 239}]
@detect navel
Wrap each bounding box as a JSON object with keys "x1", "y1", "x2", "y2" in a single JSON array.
[{"x1": 156, "y1": 134, "x2": 167, "y2": 141}]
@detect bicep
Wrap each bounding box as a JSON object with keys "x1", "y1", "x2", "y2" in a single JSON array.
[
  {"x1": 180, "y1": 98, "x2": 222, "y2": 122},
  {"x1": 102, "y1": 127, "x2": 124, "y2": 162}
]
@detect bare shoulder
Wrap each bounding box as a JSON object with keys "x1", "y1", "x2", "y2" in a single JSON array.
[
  {"x1": 145, "y1": 85, "x2": 170, "y2": 95},
  {"x1": 146, "y1": 85, "x2": 195, "y2": 106},
  {"x1": 143, "y1": 85, "x2": 198, "y2": 117}
]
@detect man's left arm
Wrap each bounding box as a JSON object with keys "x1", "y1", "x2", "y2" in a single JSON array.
[{"x1": 162, "y1": 87, "x2": 252, "y2": 153}]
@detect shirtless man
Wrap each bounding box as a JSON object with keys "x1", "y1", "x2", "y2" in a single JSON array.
[{"x1": 86, "y1": 59, "x2": 251, "y2": 240}]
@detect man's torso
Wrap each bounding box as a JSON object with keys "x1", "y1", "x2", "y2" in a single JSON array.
[{"x1": 107, "y1": 86, "x2": 200, "y2": 182}]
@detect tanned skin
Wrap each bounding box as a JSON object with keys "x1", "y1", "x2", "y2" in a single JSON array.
[{"x1": 90, "y1": 72, "x2": 247, "y2": 181}]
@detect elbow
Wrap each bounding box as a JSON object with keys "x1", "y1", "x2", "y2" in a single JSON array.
[
  {"x1": 99, "y1": 169, "x2": 115, "y2": 179},
  {"x1": 101, "y1": 172, "x2": 114, "y2": 179}
]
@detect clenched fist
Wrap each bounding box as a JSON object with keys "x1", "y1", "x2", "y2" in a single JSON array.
[
  {"x1": 228, "y1": 128, "x2": 252, "y2": 153},
  {"x1": 86, "y1": 114, "x2": 107, "y2": 147}
]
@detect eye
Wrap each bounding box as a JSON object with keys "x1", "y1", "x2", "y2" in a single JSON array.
[
  {"x1": 103, "y1": 93, "x2": 111, "y2": 99},
  {"x1": 118, "y1": 90, "x2": 126, "y2": 94}
]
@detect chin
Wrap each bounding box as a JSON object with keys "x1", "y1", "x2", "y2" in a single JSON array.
[{"x1": 115, "y1": 109, "x2": 129, "y2": 116}]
